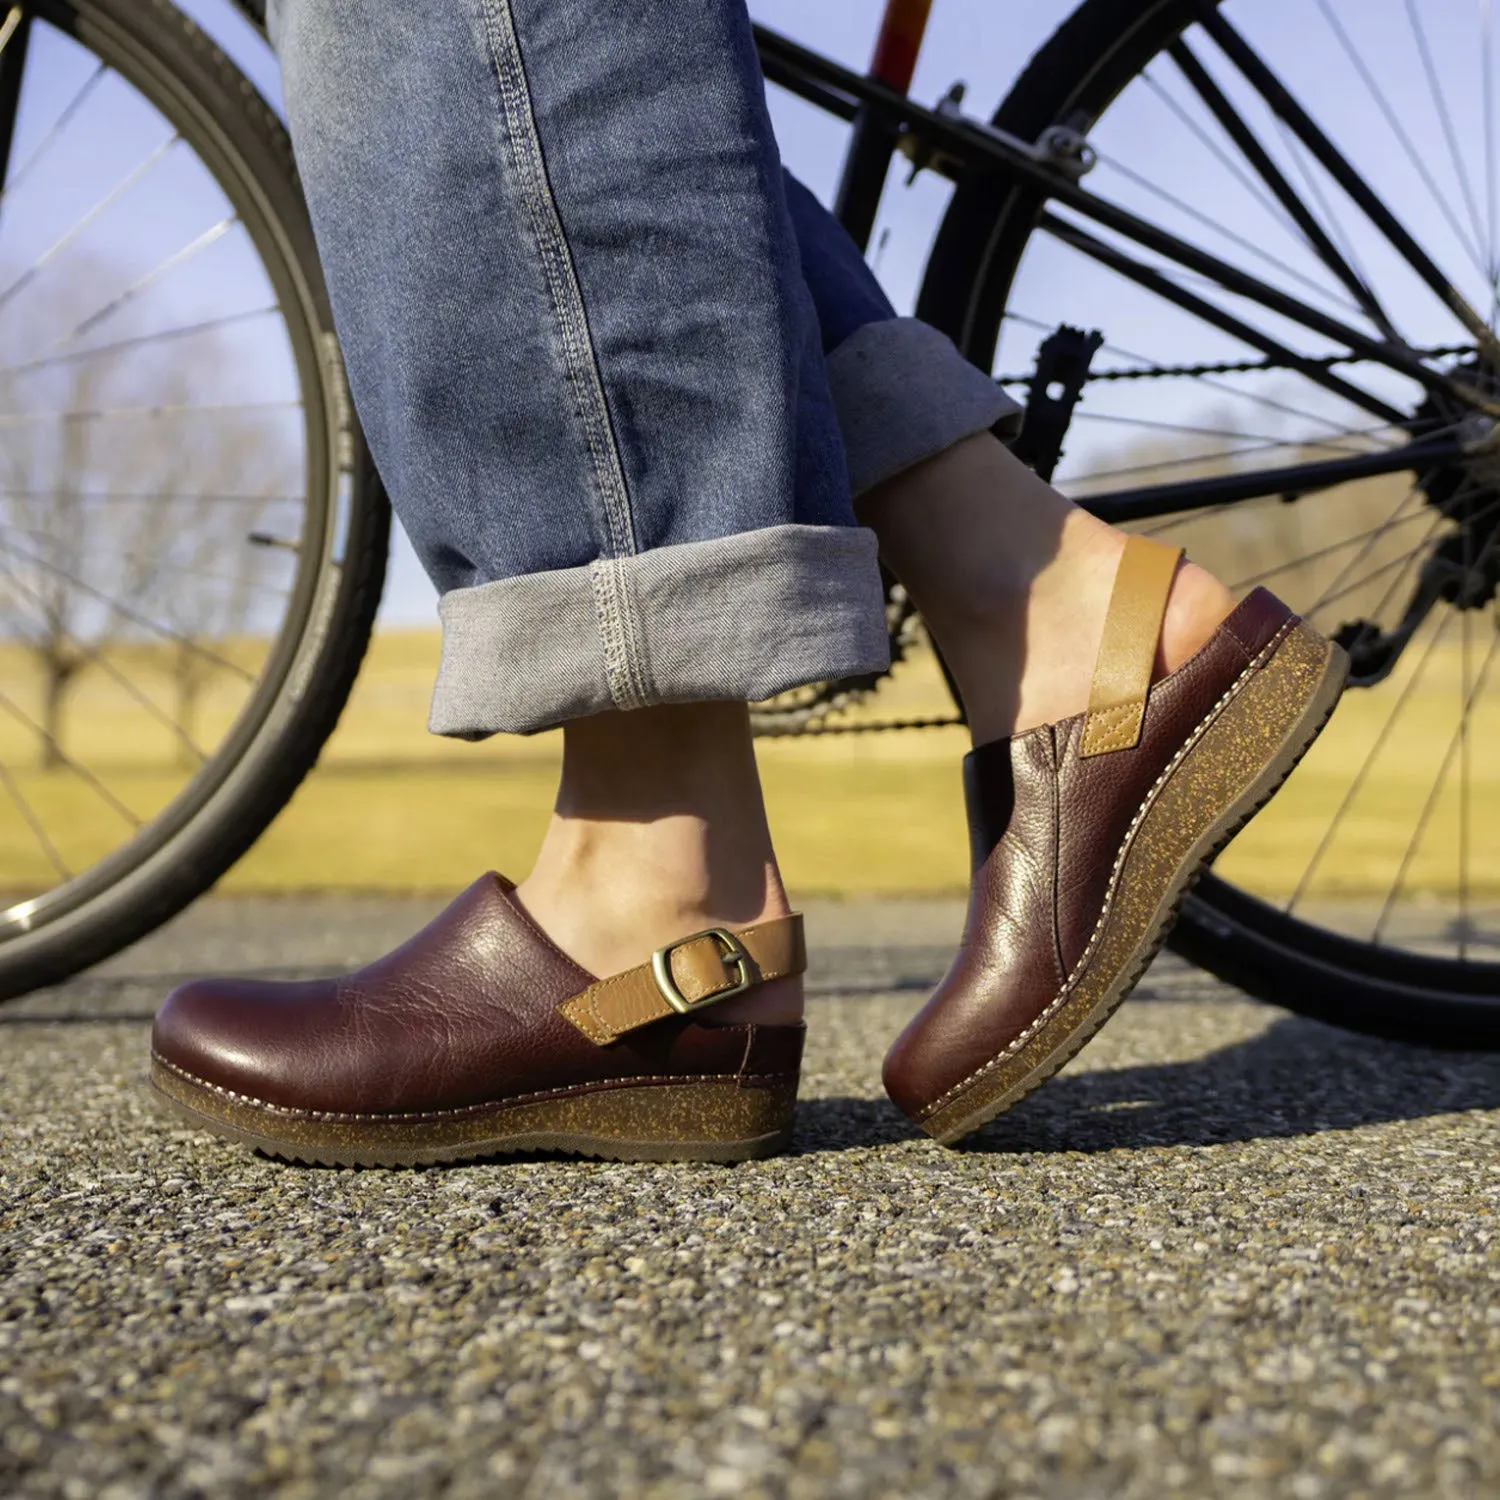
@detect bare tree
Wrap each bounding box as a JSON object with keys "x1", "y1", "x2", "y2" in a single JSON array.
[
  {"x1": 0, "y1": 253, "x2": 295, "y2": 768},
  {"x1": 158, "y1": 443, "x2": 278, "y2": 766}
]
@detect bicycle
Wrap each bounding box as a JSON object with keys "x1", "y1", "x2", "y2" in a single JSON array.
[{"x1": 1, "y1": 0, "x2": 1497, "y2": 1047}]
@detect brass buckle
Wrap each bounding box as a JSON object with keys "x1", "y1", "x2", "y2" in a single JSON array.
[{"x1": 651, "y1": 928, "x2": 753, "y2": 1014}]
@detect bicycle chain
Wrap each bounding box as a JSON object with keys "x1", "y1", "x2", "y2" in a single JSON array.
[
  {"x1": 749, "y1": 588, "x2": 956, "y2": 736},
  {"x1": 756, "y1": 710, "x2": 965, "y2": 738},
  {"x1": 995, "y1": 341, "x2": 1475, "y2": 388}
]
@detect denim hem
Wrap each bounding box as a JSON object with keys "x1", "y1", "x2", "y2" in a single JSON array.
[
  {"x1": 825, "y1": 318, "x2": 1023, "y2": 496},
  {"x1": 430, "y1": 524, "x2": 891, "y2": 737}
]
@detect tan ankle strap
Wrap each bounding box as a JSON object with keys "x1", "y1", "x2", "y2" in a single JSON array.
[
  {"x1": 559, "y1": 915, "x2": 806, "y2": 1045},
  {"x1": 1080, "y1": 534, "x2": 1183, "y2": 758}
]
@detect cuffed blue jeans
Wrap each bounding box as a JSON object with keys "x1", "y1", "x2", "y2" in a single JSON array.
[{"x1": 266, "y1": 0, "x2": 1019, "y2": 735}]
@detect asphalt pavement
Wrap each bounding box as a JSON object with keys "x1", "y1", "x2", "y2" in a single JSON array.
[{"x1": 3, "y1": 895, "x2": 1498, "y2": 1499}]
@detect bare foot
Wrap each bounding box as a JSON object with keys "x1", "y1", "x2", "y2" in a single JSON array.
[
  {"x1": 1008, "y1": 509, "x2": 1235, "y2": 737},
  {"x1": 514, "y1": 702, "x2": 803, "y2": 1027},
  {"x1": 857, "y1": 431, "x2": 1235, "y2": 745}
]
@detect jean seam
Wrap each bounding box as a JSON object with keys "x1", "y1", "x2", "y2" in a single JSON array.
[
  {"x1": 616, "y1": 557, "x2": 655, "y2": 706},
  {"x1": 479, "y1": 0, "x2": 645, "y2": 707},
  {"x1": 590, "y1": 559, "x2": 653, "y2": 710}
]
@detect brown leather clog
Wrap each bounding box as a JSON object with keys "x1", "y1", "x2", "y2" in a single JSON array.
[
  {"x1": 884, "y1": 535, "x2": 1348, "y2": 1145},
  {"x1": 150, "y1": 874, "x2": 805, "y2": 1165}
]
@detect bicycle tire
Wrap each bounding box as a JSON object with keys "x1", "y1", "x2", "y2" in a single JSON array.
[
  {"x1": 917, "y1": 0, "x2": 1500, "y2": 1048},
  {"x1": 0, "y1": 0, "x2": 389, "y2": 1000}
]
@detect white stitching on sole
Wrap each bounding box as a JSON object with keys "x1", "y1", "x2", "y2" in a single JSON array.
[{"x1": 151, "y1": 1053, "x2": 793, "y2": 1126}]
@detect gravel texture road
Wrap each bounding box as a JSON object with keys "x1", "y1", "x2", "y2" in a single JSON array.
[{"x1": 3, "y1": 894, "x2": 1498, "y2": 1499}]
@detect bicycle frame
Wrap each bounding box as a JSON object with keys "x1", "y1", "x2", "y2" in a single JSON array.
[
  {"x1": 831, "y1": 0, "x2": 934, "y2": 252},
  {"x1": 756, "y1": 14, "x2": 1490, "y2": 523}
]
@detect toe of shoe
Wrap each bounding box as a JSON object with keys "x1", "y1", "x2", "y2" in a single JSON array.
[
  {"x1": 882, "y1": 1016, "x2": 942, "y2": 1125},
  {"x1": 151, "y1": 977, "x2": 298, "y2": 1097}
]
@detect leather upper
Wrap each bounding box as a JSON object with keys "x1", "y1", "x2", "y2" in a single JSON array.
[
  {"x1": 152, "y1": 874, "x2": 803, "y2": 1117},
  {"x1": 883, "y1": 588, "x2": 1294, "y2": 1120}
]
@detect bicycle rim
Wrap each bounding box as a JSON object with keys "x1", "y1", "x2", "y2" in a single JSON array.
[{"x1": 0, "y1": 0, "x2": 382, "y2": 990}]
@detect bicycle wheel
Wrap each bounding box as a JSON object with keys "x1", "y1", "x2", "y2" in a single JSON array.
[
  {"x1": 0, "y1": 0, "x2": 388, "y2": 999},
  {"x1": 919, "y1": 0, "x2": 1500, "y2": 1046}
]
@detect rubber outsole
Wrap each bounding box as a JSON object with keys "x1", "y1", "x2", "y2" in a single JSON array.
[
  {"x1": 148, "y1": 1060, "x2": 798, "y2": 1167},
  {"x1": 920, "y1": 624, "x2": 1350, "y2": 1146}
]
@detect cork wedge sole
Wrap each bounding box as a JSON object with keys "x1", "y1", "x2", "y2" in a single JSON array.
[
  {"x1": 920, "y1": 622, "x2": 1350, "y2": 1147},
  {"x1": 148, "y1": 1056, "x2": 797, "y2": 1166}
]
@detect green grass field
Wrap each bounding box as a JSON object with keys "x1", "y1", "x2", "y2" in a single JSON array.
[{"x1": 0, "y1": 624, "x2": 1493, "y2": 899}]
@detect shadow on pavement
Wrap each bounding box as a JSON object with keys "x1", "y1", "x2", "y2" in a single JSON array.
[{"x1": 797, "y1": 1013, "x2": 1500, "y2": 1155}]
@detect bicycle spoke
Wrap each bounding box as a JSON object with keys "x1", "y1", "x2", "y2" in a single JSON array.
[
  {"x1": 1040, "y1": 212, "x2": 1408, "y2": 423},
  {"x1": 0, "y1": 487, "x2": 303, "y2": 506},
  {"x1": 1076, "y1": 414, "x2": 1454, "y2": 497},
  {"x1": 1085, "y1": 435, "x2": 1464, "y2": 524},
  {"x1": 0, "y1": 565, "x2": 208, "y2": 764},
  {"x1": 1373, "y1": 620, "x2": 1500, "y2": 944},
  {"x1": 1271, "y1": 117, "x2": 1382, "y2": 317},
  {"x1": 1060, "y1": 325, "x2": 1429, "y2": 440},
  {"x1": 1404, "y1": 0, "x2": 1489, "y2": 280},
  {"x1": 1287, "y1": 599, "x2": 1461, "y2": 915},
  {"x1": 0, "y1": 401, "x2": 301, "y2": 427},
  {"x1": 1304, "y1": 522, "x2": 1447, "y2": 621},
  {"x1": 1313, "y1": 0, "x2": 1489, "y2": 278},
  {"x1": 0, "y1": 534, "x2": 256, "y2": 682},
  {"x1": 1070, "y1": 437, "x2": 1357, "y2": 494},
  {"x1": 0, "y1": 756, "x2": 71, "y2": 884},
  {"x1": 1374, "y1": 489, "x2": 1490, "y2": 620},
  {"x1": 1287, "y1": 494, "x2": 1500, "y2": 931},
  {"x1": 1124, "y1": 487, "x2": 1292, "y2": 533},
  {"x1": 0, "y1": 526, "x2": 292, "y2": 598},
  {"x1": 1226, "y1": 490, "x2": 1437, "y2": 592},
  {"x1": 1201, "y1": 7, "x2": 1500, "y2": 357},
  {"x1": 1010, "y1": 140, "x2": 1489, "y2": 406},
  {"x1": 0, "y1": 309, "x2": 283, "y2": 380},
  {"x1": 61, "y1": 217, "x2": 237, "y2": 346},
  {"x1": 1319, "y1": 0, "x2": 1488, "y2": 282},
  {"x1": 1303, "y1": 479, "x2": 1494, "y2": 621},
  {"x1": 1003, "y1": 312, "x2": 1342, "y2": 435},
  {"x1": 1142, "y1": 66, "x2": 1310, "y2": 248},
  {"x1": 1067, "y1": 407, "x2": 1379, "y2": 453},
  {"x1": 1167, "y1": 39, "x2": 1397, "y2": 338},
  {"x1": 1300, "y1": 476, "x2": 1431, "y2": 613},
  {"x1": 1092, "y1": 148, "x2": 1369, "y2": 318},
  {"x1": 1005, "y1": 308, "x2": 1376, "y2": 435},
  {"x1": 0, "y1": 59, "x2": 104, "y2": 205},
  {"x1": 0, "y1": 690, "x2": 141, "y2": 828},
  {"x1": 0, "y1": 134, "x2": 180, "y2": 315}
]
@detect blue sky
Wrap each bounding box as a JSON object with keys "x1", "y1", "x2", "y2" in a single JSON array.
[{"x1": 10, "y1": 0, "x2": 1497, "y2": 625}]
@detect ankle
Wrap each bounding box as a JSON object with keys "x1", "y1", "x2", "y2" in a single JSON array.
[
  {"x1": 523, "y1": 817, "x2": 790, "y2": 946},
  {"x1": 1158, "y1": 556, "x2": 1236, "y2": 676},
  {"x1": 514, "y1": 703, "x2": 802, "y2": 1025},
  {"x1": 859, "y1": 430, "x2": 1235, "y2": 741},
  {"x1": 518, "y1": 837, "x2": 802, "y2": 1025},
  {"x1": 934, "y1": 509, "x2": 1123, "y2": 742}
]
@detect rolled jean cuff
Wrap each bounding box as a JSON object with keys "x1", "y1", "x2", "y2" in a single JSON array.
[
  {"x1": 430, "y1": 524, "x2": 892, "y2": 737},
  {"x1": 825, "y1": 317, "x2": 1023, "y2": 496}
]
